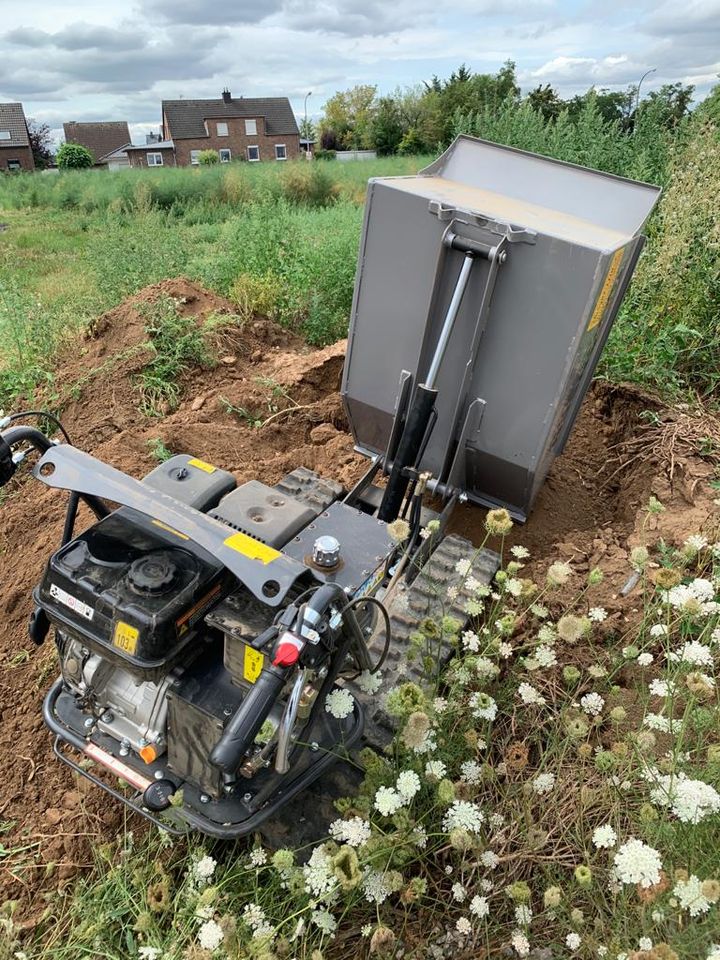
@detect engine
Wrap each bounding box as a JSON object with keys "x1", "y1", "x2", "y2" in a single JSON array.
[{"x1": 32, "y1": 454, "x2": 392, "y2": 825}]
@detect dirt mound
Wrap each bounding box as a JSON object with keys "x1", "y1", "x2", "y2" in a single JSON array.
[{"x1": 0, "y1": 279, "x2": 717, "y2": 924}]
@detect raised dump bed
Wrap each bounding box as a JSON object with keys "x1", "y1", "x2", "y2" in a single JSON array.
[{"x1": 342, "y1": 135, "x2": 661, "y2": 519}]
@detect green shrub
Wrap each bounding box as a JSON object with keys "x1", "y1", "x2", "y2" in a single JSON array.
[
  {"x1": 56, "y1": 143, "x2": 94, "y2": 170},
  {"x1": 198, "y1": 149, "x2": 220, "y2": 166},
  {"x1": 280, "y1": 163, "x2": 340, "y2": 206}
]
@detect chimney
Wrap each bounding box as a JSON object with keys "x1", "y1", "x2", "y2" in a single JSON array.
[{"x1": 222, "y1": 88, "x2": 232, "y2": 103}]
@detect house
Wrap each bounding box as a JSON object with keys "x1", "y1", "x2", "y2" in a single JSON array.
[
  {"x1": 0, "y1": 103, "x2": 35, "y2": 172},
  {"x1": 126, "y1": 89, "x2": 300, "y2": 168},
  {"x1": 62, "y1": 121, "x2": 131, "y2": 166}
]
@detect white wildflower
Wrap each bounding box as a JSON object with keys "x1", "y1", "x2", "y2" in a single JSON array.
[
  {"x1": 643, "y1": 712, "x2": 671, "y2": 733},
  {"x1": 649, "y1": 678, "x2": 670, "y2": 697},
  {"x1": 374, "y1": 785, "x2": 403, "y2": 816},
  {"x1": 466, "y1": 598, "x2": 484, "y2": 616},
  {"x1": 456, "y1": 917, "x2": 472, "y2": 936},
  {"x1": 455, "y1": 558, "x2": 472, "y2": 576},
  {"x1": 684, "y1": 534, "x2": 709, "y2": 553},
  {"x1": 425, "y1": 759, "x2": 447, "y2": 780},
  {"x1": 511, "y1": 545, "x2": 530, "y2": 559},
  {"x1": 648, "y1": 771, "x2": 720, "y2": 824},
  {"x1": 462, "y1": 629, "x2": 481, "y2": 652},
  {"x1": 532, "y1": 772, "x2": 556, "y2": 794},
  {"x1": 613, "y1": 838, "x2": 663, "y2": 888},
  {"x1": 639, "y1": 939, "x2": 653, "y2": 952},
  {"x1": 518, "y1": 682, "x2": 546, "y2": 706},
  {"x1": 357, "y1": 670, "x2": 383, "y2": 695},
  {"x1": 470, "y1": 692, "x2": 498, "y2": 722},
  {"x1": 650, "y1": 624, "x2": 669, "y2": 637},
  {"x1": 329, "y1": 816, "x2": 371, "y2": 847},
  {"x1": 325, "y1": 688, "x2": 354, "y2": 719},
  {"x1": 673, "y1": 640, "x2": 714, "y2": 666},
  {"x1": 547, "y1": 561, "x2": 572, "y2": 586},
  {"x1": 498, "y1": 642, "x2": 514, "y2": 658},
  {"x1": 303, "y1": 846, "x2": 336, "y2": 897},
  {"x1": 580, "y1": 692, "x2": 605, "y2": 716},
  {"x1": 470, "y1": 895, "x2": 490, "y2": 918},
  {"x1": 674, "y1": 875, "x2": 711, "y2": 916},
  {"x1": 476, "y1": 656, "x2": 500, "y2": 679},
  {"x1": 396, "y1": 770, "x2": 421, "y2": 802},
  {"x1": 505, "y1": 578, "x2": 523, "y2": 597},
  {"x1": 511, "y1": 930, "x2": 531, "y2": 957},
  {"x1": 138, "y1": 950, "x2": 162, "y2": 960},
  {"x1": 534, "y1": 644, "x2": 557, "y2": 668},
  {"x1": 362, "y1": 869, "x2": 391, "y2": 904},
  {"x1": 443, "y1": 800, "x2": 485, "y2": 833},
  {"x1": 566, "y1": 932, "x2": 582, "y2": 951},
  {"x1": 515, "y1": 904, "x2": 532, "y2": 926},
  {"x1": 249, "y1": 847, "x2": 267, "y2": 867},
  {"x1": 637, "y1": 652, "x2": 654, "y2": 666},
  {"x1": 538, "y1": 624, "x2": 556, "y2": 642},
  {"x1": 198, "y1": 919, "x2": 224, "y2": 951},
  {"x1": 480, "y1": 849, "x2": 499, "y2": 868},
  {"x1": 452, "y1": 882, "x2": 467, "y2": 902},
  {"x1": 461, "y1": 760, "x2": 483, "y2": 785},
  {"x1": 592, "y1": 824, "x2": 617, "y2": 849},
  {"x1": 193, "y1": 855, "x2": 217, "y2": 882},
  {"x1": 589, "y1": 607, "x2": 608, "y2": 622},
  {"x1": 311, "y1": 909, "x2": 337, "y2": 936}
]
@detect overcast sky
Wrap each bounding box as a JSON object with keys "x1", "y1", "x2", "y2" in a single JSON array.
[{"x1": 0, "y1": 0, "x2": 718, "y2": 144}]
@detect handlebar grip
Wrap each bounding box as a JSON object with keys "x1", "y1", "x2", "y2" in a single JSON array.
[{"x1": 209, "y1": 664, "x2": 288, "y2": 774}]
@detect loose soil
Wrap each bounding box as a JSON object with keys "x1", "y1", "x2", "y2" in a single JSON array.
[{"x1": 0, "y1": 278, "x2": 717, "y2": 925}]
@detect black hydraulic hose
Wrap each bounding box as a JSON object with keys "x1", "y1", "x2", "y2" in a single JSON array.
[
  {"x1": 62, "y1": 491, "x2": 80, "y2": 546},
  {"x1": 4, "y1": 411, "x2": 72, "y2": 444},
  {"x1": 342, "y1": 595, "x2": 392, "y2": 675},
  {"x1": 378, "y1": 384, "x2": 437, "y2": 523}
]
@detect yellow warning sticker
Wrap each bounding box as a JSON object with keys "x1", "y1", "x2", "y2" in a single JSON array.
[
  {"x1": 188, "y1": 457, "x2": 216, "y2": 474},
  {"x1": 152, "y1": 519, "x2": 189, "y2": 540},
  {"x1": 224, "y1": 531, "x2": 280, "y2": 565},
  {"x1": 587, "y1": 248, "x2": 624, "y2": 331},
  {"x1": 113, "y1": 620, "x2": 139, "y2": 655},
  {"x1": 243, "y1": 644, "x2": 265, "y2": 683}
]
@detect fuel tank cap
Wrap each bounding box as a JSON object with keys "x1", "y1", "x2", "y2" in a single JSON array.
[{"x1": 128, "y1": 552, "x2": 177, "y2": 594}]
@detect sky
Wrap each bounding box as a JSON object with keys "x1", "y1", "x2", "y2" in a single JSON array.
[{"x1": 0, "y1": 0, "x2": 718, "y2": 145}]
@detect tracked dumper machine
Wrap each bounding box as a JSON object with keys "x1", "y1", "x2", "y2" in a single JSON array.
[{"x1": 0, "y1": 137, "x2": 660, "y2": 837}]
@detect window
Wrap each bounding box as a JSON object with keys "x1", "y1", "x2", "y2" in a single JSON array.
[
  {"x1": 146, "y1": 152, "x2": 163, "y2": 167},
  {"x1": 219, "y1": 148, "x2": 231, "y2": 163},
  {"x1": 216, "y1": 122, "x2": 228, "y2": 137},
  {"x1": 0, "y1": 131, "x2": 11, "y2": 141},
  {"x1": 244, "y1": 119, "x2": 257, "y2": 136},
  {"x1": 246, "y1": 145, "x2": 260, "y2": 162},
  {"x1": 275, "y1": 144, "x2": 287, "y2": 161},
  {"x1": 190, "y1": 150, "x2": 201, "y2": 165},
  {"x1": 7, "y1": 159, "x2": 21, "y2": 171}
]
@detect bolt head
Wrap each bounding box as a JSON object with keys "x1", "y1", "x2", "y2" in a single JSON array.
[
  {"x1": 154, "y1": 770, "x2": 164, "y2": 780},
  {"x1": 310, "y1": 741, "x2": 319, "y2": 752},
  {"x1": 101, "y1": 711, "x2": 113, "y2": 723},
  {"x1": 199, "y1": 793, "x2": 210, "y2": 804},
  {"x1": 243, "y1": 792, "x2": 253, "y2": 802},
  {"x1": 83, "y1": 716, "x2": 94, "y2": 729}
]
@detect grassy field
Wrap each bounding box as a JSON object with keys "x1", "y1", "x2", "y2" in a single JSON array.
[{"x1": 1, "y1": 112, "x2": 719, "y2": 409}]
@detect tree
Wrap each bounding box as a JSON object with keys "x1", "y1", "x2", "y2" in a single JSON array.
[
  {"x1": 198, "y1": 149, "x2": 219, "y2": 165},
  {"x1": 298, "y1": 116, "x2": 315, "y2": 143},
  {"x1": 526, "y1": 84, "x2": 564, "y2": 121},
  {"x1": 56, "y1": 142, "x2": 93, "y2": 169},
  {"x1": 27, "y1": 119, "x2": 53, "y2": 169},
  {"x1": 642, "y1": 82, "x2": 695, "y2": 127},
  {"x1": 320, "y1": 84, "x2": 377, "y2": 150},
  {"x1": 370, "y1": 96, "x2": 404, "y2": 155}
]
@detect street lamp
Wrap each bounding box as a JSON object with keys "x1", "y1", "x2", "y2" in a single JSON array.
[
  {"x1": 635, "y1": 68, "x2": 656, "y2": 117},
  {"x1": 304, "y1": 91, "x2": 312, "y2": 157}
]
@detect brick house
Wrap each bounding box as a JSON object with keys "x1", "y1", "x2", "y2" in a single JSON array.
[
  {"x1": 0, "y1": 103, "x2": 35, "y2": 172},
  {"x1": 127, "y1": 90, "x2": 300, "y2": 168},
  {"x1": 62, "y1": 121, "x2": 131, "y2": 166}
]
